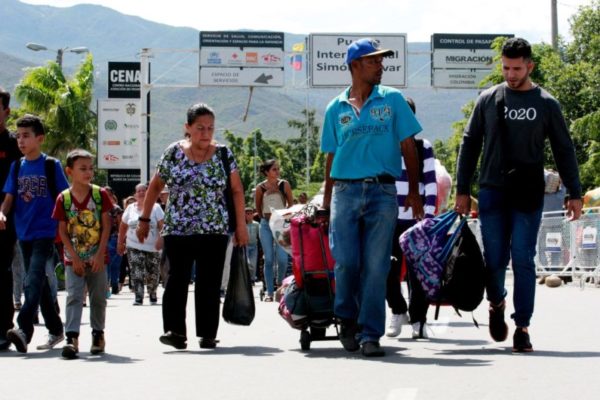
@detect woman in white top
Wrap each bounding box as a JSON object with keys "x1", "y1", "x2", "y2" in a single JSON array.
[
  {"x1": 255, "y1": 159, "x2": 293, "y2": 301},
  {"x1": 117, "y1": 183, "x2": 164, "y2": 305}
]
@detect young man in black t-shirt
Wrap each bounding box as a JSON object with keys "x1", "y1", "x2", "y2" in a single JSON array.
[{"x1": 455, "y1": 39, "x2": 582, "y2": 352}]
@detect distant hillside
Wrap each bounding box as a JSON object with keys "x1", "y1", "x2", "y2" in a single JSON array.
[{"x1": 0, "y1": 0, "x2": 481, "y2": 166}]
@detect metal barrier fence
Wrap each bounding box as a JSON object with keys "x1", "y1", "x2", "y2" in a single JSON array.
[
  {"x1": 536, "y1": 207, "x2": 600, "y2": 286},
  {"x1": 466, "y1": 208, "x2": 600, "y2": 287}
]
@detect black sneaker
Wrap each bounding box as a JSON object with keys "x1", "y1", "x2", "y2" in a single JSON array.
[
  {"x1": 338, "y1": 319, "x2": 360, "y2": 352},
  {"x1": 6, "y1": 328, "x2": 28, "y2": 353},
  {"x1": 159, "y1": 331, "x2": 187, "y2": 350},
  {"x1": 149, "y1": 293, "x2": 158, "y2": 305},
  {"x1": 512, "y1": 328, "x2": 533, "y2": 353},
  {"x1": 199, "y1": 338, "x2": 219, "y2": 349},
  {"x1": 361, "y1": 341, "x2": 385, "y2": 357},
  {"x1": 488, "y1": 301, "x2": 508, "y2": 342}
]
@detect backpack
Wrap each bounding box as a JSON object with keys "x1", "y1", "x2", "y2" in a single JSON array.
[
  {"x1": 436, "y1": 221, "x2": 485, "y2": 320},
  {"x1": 61, "y1": 184, "x2": 103, "y2": 219},
  {"x1": 13, "y1": 155, "x2": 59, "y2": 200}
]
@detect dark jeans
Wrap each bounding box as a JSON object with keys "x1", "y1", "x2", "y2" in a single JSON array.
[
  {"x1": 387, "y1": 220, "x2": 429, "y2": 323},
  {"x1": 162, "y1": 234, "x2": 228, "y2": 339},
  {"x1": 478, "y1": 188, "x2": 543, "y2": 327},
  {"x1": 0, "y1": 221, "x2": 16, "y2": 338},
  {"x1": 18, "y1": 238, "x2": 64, "y2": 342}
]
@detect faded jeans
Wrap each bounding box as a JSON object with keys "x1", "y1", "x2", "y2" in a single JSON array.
[
  {"x1": 329, "y1": 181, "x2": 398, "y2": 343},
  {"x1": 259, "y1": 218, "x2": 289, "y2": 296},
  {"x1": 65, "y1": 264, "x2": 107, "y2": 334}
]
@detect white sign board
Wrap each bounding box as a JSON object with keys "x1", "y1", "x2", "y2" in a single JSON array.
[
  {"x1": 431, "y1": 33, "x2": 513, "y2": 89},
  {"x1": 97, "y1": 99, "x2": 141, "y2": 169},
  {"x1": 199, "y1": 31, "x2": 284, "y2": 87},
  {"x1": 309, "y1": 33, "x2": 407, "y2": 88},
  {"x1": 432, "y1": 69, "x2": 491, "y2": 89}
]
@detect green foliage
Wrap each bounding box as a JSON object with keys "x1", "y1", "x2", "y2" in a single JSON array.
[{"x1": 14, "y1": 54, "x2": 96, "y2": 159}]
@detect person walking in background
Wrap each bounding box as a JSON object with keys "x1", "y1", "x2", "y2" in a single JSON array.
[
  {"x1": 0, "y1": 87, "x2": 22, "y2": 351},
  {"x1": 118, "y1": 183, "x2": 164, "y2": 305},
  {"x1": 321, "y1": 38, "x2": 423, "y2": 357},
  {"x1": 385, "y1": 97, "x2": 437, "y2": 340},
  {"x1": 137, "y1": 103, "x2": 247, "y2": 350},
  {"x1": 0, "y1": 114, "x2": 67, "y2": 353},
  {"x1": 104, "y1": 186, "x2": 123, "y2": 295},
  {"x1": 52, "y1": 149, "x2": 112, "y2": 359},
  {"x1": 255, "y1": 159, "x2": 293, "y2": 302},
  {"x1": 455, "y1": 38, "x2": 582, "y2": 352}
]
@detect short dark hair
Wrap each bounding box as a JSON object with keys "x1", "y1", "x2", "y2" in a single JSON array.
[
  {"x1": 259, "y1": 159, "x2": 278, "y2": 176},
  {"x1": 405, "y1": 97, "x2": 416, "y2": 114},
  {"x1": 0, "y1": 87, "x2": 10, "y2": 109},
  {"x1": 502, "y1": 38, "x2": 532, "y2": 60},
  {"x1": 186, "y1": 103, "x2": 215, "y2": 125},
  {"x1": 16, "y1": 114, "x2": 45, "y2": 136},
  {"x1": 66, "y1": 149, "x2": 94, "y2": 168}
]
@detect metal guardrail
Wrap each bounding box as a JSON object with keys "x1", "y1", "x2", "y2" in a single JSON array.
[{"x1": 536, "y1": 207, "x2": 600, "y2": 287}]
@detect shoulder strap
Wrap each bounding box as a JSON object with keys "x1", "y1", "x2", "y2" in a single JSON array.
[
  {"x1": 91, "y1": 184, "x2": 102, "y2": 207},
  {"x1": 12, "y1": 156, "x2": 24, "y2": 182},
  {"x1": 61, "y1": 189, "x2": 72, "y2": 211},
  {"x1": 278, "y1": 180, "x2": 286, "y2": 197},
  {"x1": 220, "y1": 146, "x2": 231, "y2": 182}
]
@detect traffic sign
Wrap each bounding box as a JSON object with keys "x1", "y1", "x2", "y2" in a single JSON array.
[
  {"x1": 199, "y1": 31, "x2": 284, "y2": 87},
  {"x1": 309, "y1": 33, "x2": 407, "y2": 88}
]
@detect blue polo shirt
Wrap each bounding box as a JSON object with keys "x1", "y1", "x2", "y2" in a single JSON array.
[{"x1": 321, "y1": 85, "x2": 422, "y2": 179}]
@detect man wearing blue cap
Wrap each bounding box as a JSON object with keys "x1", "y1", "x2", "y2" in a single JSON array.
[{"x1": 321, "y1": 38, "x2": 423, "y2": 357}]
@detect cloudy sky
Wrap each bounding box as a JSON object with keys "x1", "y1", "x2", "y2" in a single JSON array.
[{"x1": 22, "y1": 0, "x2": 592, "y2": 43}]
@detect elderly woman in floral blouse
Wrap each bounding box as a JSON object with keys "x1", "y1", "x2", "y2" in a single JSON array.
[{"x1": 136, "y1": 103, "x2": 248, "y2": 350}]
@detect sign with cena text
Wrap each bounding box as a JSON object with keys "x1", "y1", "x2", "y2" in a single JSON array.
[{"x1": 108, "y1": 62, "x2": 141, "y2": 98}]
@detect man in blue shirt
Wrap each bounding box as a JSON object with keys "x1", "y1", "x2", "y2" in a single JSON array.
[{"x1": 321, "y1": 38, "x2": 423, "y2": 357}]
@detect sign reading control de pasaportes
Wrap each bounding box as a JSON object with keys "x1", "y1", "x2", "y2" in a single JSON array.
[
  {"x1": 309, "y1": 33, "x2": 407, "y2": 88},
  {"x1": 431, "y1": 33, "x2": 513, "y2": 88},
  {"x1": 199, "y1": 31, "x2": 284, "y2": 87},
  {"x1": 108, "y1": 62, "x2": 141, "y2": 98}
]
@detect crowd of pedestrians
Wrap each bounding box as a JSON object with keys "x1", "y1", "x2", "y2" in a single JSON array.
[{"x1": 0, "y1": 37, "x2": 584, "y2": 358}]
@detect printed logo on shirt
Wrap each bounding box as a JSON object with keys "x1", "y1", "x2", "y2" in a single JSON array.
[
  {"x1": 339, "y1": 112, "x2": 354, "y2": 126},
  {"x1": 504, "y1": 106, "x2": 538, "y2": 121},
  {"x1": 370, "y1": 105, "x2": 392, "y2": 122},
  {"x1": 18, "y1": 176, "x2": 48, "y2": 202}
]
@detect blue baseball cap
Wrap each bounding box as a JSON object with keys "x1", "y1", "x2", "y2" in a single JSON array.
[{"x1": 346, "y1": 38, "x2": 394, "y2": 64}]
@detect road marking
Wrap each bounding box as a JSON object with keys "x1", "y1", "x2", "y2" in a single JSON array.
[{"x1": 386, "y1": 388, "x2": 418, "y2": 400}]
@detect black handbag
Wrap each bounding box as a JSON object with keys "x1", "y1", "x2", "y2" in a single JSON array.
[
  {"x1": 222, "y1": 246, "x2": 255, "y2": 326},
  {"x1": 495, "y1": 86, "x2": 545, "y2": 212}
]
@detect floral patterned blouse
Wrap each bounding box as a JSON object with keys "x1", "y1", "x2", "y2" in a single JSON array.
[{"x1": 156, "y1": 141, "x2": 237, "y2": 236}]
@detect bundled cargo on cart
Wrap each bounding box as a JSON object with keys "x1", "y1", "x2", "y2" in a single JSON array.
[{"x1": 277, "y1": 205, "x2": 338, "y2": 350}]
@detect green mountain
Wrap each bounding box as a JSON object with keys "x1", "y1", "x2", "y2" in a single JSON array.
[{"x1": 0, "y1": 0, "x2": 480, "y2": 165}]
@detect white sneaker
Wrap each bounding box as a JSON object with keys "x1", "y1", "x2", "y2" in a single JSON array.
[
  {"x1": 386, "y1": 313, "x2": 409, "y2": 337},
  {"x1": 36, "y1": 333, "x2": 65, "y2": 350},
  {"x1": 411, "y1": 322, "x2": 429, "y2": 339}
]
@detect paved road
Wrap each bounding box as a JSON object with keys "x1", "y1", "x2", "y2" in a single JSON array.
[{"x1": 2, "y1": 277, "x2": 599, "y2": 400}]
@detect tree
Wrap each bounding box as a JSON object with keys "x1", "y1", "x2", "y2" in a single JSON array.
[
  {"x1": 286, "y1": 109, "x2": 321, "y2": 184},
  {"x1": 14, "y1": 54, "x2": 96, "y2": 159}
]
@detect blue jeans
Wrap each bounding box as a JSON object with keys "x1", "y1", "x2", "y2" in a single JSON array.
[
  {"x1": 246, "y1": 244, "x2": 258, "y2": 281},
  {"x1": 107, "y1": 235, "x2": 122, "y2": 289},
  {"x1": 17, "y1": 239, "x2": 64, "y2": 342},
  {"x1": 259, "y1": 218, "x2": 289, "y2": 296},
  {"x1": 478, "y1": 188, "x2": 543, "y2": 327},
  {"x1": 329, "y1": 181, "x2": 398, "y2": 343}
]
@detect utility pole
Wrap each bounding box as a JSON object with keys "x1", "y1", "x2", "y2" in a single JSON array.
[{"x1": 551, "y1": 0, "x2": 559, "y2": 51}]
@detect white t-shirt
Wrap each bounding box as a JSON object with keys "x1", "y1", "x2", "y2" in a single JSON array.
[{"x1": 122, "y1": 203, "x2": 164, "y2": 253}]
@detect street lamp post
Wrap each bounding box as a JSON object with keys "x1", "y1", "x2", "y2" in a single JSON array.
[{"x1": 26, "y1": 42, "x2": 89, "y2": 69}]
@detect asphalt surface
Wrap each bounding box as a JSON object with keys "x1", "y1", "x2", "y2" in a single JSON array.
[{"x1": 1, "y1": 275, "x2": 599, "y2": 400}]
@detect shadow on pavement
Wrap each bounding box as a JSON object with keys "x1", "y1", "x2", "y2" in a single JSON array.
[
  {"x1": 162, "y1": 346, "x2": 284, "y2": 357},
  {"x1": 437, "y1": 348, "x2": 600, "y2": 358},
  {"x1": 293, "y1": 347, "x2": 492, "y2": 366}
]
